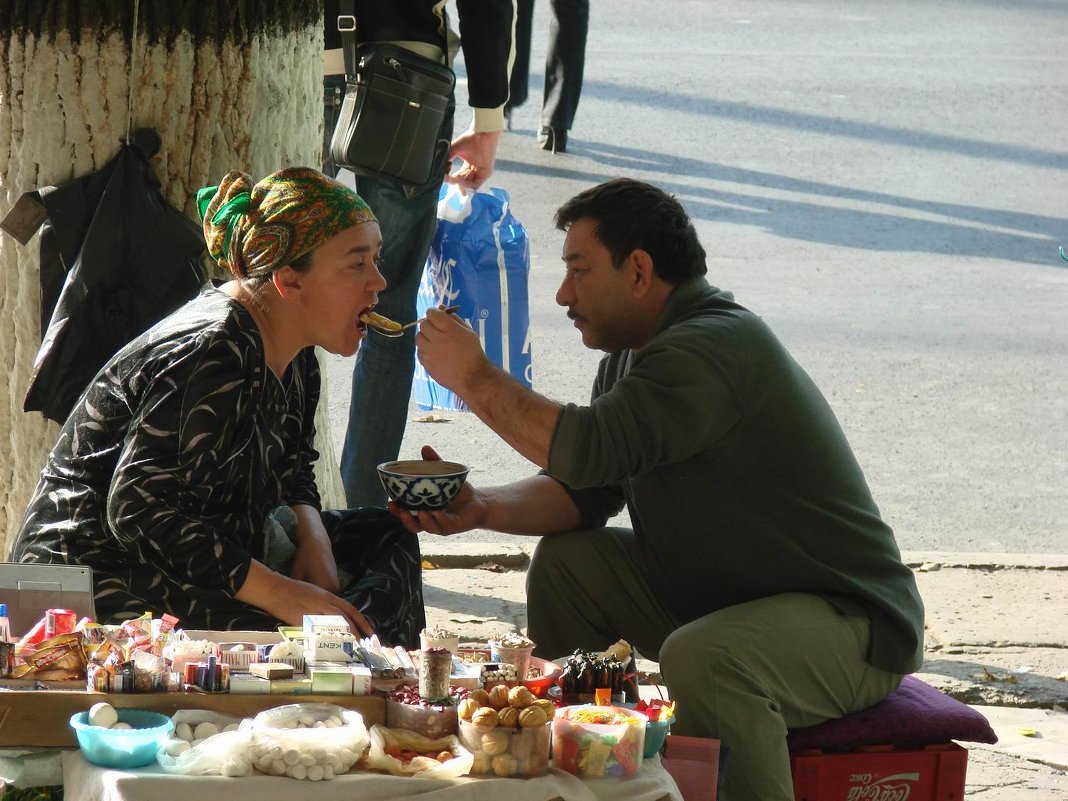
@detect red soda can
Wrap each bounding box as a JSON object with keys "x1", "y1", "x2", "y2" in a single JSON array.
[{"x1": 45, "y1": 608, "x2": 77, "y2": 638}]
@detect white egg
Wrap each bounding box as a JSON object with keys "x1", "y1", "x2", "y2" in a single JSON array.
[
  {"x1": 297, "y1": 715, "x2": 315, "y2": 727},
  {"x1": 110, "y1": 722, "x2": 132, "y2": 730},
  {"x1": 193, "y1": 722, "x2": 219, "y2": 740},
  {"x1": 307, "y1": 764, "x2": 324, "y2": 781},
  {"x1": 175, "y1": 722, "x2": 194, "y2": 742},
  {"x1": 164, "y1": 738, "x2": 191, "y2": 756},
  {"x1": 312, "y1": 720, "x2": 325, "y2": 728},
  {"x1": 324, "y1": 717, "x2": 342, "y2": 728},
  {"x1": 223, "y1": 723, "x2": 240, "y2": 732},
  {"x1": 87, "y1": 702, "x2": 118, "y2": 729},
  {"x1": 283, "y1": 748, "x2": 301, "y2": 766},
  {"x1": 322, "y1": 764, "x2": 335, "y2": 781},
  {"x1": 270, "y1": 759, "x2": 287, "y2": 775}
]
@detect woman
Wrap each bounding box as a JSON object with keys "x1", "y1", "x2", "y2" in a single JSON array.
[{"x1": 12, "y1": 167, "x2": 425, "y2": 647}]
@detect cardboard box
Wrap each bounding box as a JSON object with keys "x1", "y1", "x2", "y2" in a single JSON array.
[
  {"x1": 0, "y1": 690, "x2": 385, "y2": 748},
  {"x1": 791, "y1": 742, "x2": 968, "y2": 801}
]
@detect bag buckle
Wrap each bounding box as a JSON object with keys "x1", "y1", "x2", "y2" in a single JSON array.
[{"x1": 336, "y1": 15, "x2": 356, "y2": 33}]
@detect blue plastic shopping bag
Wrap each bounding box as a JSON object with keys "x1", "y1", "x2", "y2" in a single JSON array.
[{"x1": 414, "y1": 184, "x2": 533, "y2": 411}]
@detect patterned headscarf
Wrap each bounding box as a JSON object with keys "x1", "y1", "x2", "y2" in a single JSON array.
[{"x1": 196, "y1": 167, "x2": 377, "y2": 279}]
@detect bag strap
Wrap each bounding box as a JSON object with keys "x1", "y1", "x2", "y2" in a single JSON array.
[
  {"x1": 338, "y1": 0, "x2": 358, "y2": 77},
  {"x1": 335, "y1": 0, "x2": 451, "y2": 76}
]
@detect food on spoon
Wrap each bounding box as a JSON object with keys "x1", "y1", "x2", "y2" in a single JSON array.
[{"x1": 360, "y1": 310, "x2": 403, "y2": 332}]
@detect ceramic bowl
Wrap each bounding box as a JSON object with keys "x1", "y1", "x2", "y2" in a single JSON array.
[{"x1": 377, "y1": 459, "x2": 470, "y2": 511}]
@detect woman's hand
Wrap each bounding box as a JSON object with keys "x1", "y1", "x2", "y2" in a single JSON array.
[
  {"x1": 236, "y1": 560, "x2": 372, "y2": 637},
  {"x1": 274, "y1": 578, "x2": 372, "y2": 638}
]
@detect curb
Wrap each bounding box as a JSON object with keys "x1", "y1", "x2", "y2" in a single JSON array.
[{"x1": 420, "y1": 544, "x2": 1068, "y2": 572}]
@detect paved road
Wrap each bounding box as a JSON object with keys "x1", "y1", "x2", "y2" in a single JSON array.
[{"x1": 325, "y1": 0, "x2": 1068, "y2": 553}]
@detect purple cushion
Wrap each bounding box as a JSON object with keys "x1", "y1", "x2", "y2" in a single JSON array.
[{"x1": 787, "y1": 675, "x2": 998, "y2": 751}]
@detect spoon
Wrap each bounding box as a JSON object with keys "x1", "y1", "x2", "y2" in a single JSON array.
[{"x1": 364, "y1": 305, "x2": 460, "y2": 337}]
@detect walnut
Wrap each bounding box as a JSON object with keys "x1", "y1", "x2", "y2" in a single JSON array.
[
  {"x1": 531, "y1": 699, "x2": 556, "y2": 717},
  {"x1": 518, "y1": 705, "x2": 547, "y2": 728},
  {"x1": 491, "y1": 753, "x2": 519, "y2": 777},
  {"x1": 508, "y1": 685, "x2": 536, "y2": 708},
  {"x1": 481, "y1": 728, "x2": 510, "y2": 755},
  {"x1": 457, "y1": 697, "x2": 480, "y2": 721},
  {"x1": 471, "y1": 707, "x2": 499, "y2": 729},
  {"x1": 487, "y1": 683, "x2": 511, "y2": 710}
]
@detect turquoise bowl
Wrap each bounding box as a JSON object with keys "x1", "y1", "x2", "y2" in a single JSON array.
[
  {"x1": 643, "y1": 715, "x2": 676, "y2": 758},
  {"x1": 69, "y1": 708, "x2": 174, "y2": 768}
]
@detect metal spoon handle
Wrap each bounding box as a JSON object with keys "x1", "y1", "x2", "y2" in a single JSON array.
[{"x1": 400, "y1": 305, "x2": 460, "y2": 331}]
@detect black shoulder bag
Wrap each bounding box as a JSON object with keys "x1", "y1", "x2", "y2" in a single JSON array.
[{"x1": 329, "y1": 1, "x2": 456, "y2": 186}]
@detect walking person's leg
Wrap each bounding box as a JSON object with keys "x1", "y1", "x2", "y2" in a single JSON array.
[{"x1": 539, "y1": 0, "x2": 589, "y2": 152}]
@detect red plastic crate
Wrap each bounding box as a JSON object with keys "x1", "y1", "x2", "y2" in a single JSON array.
[{"x1": 791, "y1": 742, "x2": 967, "y2": 801}]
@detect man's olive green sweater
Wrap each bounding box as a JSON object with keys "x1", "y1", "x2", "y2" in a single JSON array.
[{"x1": 547, "y1": 278, "x2": 924, "y2": 674}]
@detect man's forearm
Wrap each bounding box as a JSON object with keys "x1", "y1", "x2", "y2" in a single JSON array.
[
  {"x1": 481, "y1": 475, "x2": 584, "y2": 534},
  {"x1": 460, "y1": 363, "x2": 563, "y2": 468}
]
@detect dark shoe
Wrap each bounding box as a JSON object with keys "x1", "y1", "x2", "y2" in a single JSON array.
[
  {"x1": 537, "y1": 126, "x2": 567, "y2": 153},
  {"x1": 504, "y1": 106, "x2": 513, "y2": 131}
]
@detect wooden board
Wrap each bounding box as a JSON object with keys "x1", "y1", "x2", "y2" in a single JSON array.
[{"x1": 0, "y1": 690, "x2": 385, "y2": 748}]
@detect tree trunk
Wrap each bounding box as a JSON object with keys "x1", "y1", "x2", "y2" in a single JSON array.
[{"x1": 0, "y1": 0, "x2": 346, "y2": 559}]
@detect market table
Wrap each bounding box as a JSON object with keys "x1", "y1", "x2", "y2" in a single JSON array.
[{"x1": 62, "y1": 750, "x2": 683, "y2": 801}]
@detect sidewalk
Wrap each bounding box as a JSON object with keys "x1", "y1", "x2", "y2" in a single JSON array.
[{"x1": 420, "y1": 543, "x2": 1068, "y2": 799}]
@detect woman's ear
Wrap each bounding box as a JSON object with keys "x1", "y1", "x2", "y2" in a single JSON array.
[{"x1": 272, "y1": 266, "x2": 302, "y2": 300}]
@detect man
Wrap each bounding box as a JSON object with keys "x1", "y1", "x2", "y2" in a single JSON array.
[
  {"x1": 323, "y1": 0, "x2": 515, "y2": 507},
  {"x1": 403, "y1": 179, "x2": 925, "y2": 800}
]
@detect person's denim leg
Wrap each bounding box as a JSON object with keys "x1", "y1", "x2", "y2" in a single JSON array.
[{"x1": 340, "y1": 176, "x2": 442, "y2": 508}]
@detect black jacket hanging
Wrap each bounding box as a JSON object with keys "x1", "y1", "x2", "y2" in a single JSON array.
[{"x1": 17, "y1": 129, "x2": 205, "y2": 424}]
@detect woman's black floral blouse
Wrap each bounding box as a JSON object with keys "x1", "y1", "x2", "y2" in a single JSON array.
[{"x1": 13, "y1": 288, "x2": 322, "y2": 623}]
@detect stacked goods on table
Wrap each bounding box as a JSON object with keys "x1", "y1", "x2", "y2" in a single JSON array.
[{"x1": 5, "y1": 609, "x2": 680, "y2": 784}]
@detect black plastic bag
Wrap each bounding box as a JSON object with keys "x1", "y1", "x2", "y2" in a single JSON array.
[{"x1": 18, "y1": 129, "x2": 205, "y2": 423}]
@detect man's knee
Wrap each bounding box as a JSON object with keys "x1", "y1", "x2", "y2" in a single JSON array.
[{"x1": 526, "y1": 530, "x2": 590, "y2": 594}]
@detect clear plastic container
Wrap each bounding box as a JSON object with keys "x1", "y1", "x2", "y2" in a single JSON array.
[
  {"x1": 551, "y1": 705, "x2": 645, "y2": 779},
  {"x1": 458, "y1": 718, "x2": 551, "y2": 777},
  {"x1": 386, "y1": 698, "x2": 459, "y2": 739}
]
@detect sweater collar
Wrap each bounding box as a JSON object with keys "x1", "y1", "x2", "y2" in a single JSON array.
[{"x1": 650, "y1": 277, "x2": 725, "y2": 338}]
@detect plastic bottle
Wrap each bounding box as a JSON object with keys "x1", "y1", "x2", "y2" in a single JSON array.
[{"x1": 0, "y1": 603, "x2": 10, "y2": 643}]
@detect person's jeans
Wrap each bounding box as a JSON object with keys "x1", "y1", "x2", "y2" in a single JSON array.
[{"x1": 340, "y1": 105, "x2": 454, "y2": 508}]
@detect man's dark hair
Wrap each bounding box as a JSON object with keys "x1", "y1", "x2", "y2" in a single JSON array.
[{"x1": 554, "y1": 179, "x2": 707, "y2": 283}]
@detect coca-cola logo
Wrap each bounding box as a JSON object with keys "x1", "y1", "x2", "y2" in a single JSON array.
[{"x1": 845, "y1": 772, "x2": 920, "y2": 801}]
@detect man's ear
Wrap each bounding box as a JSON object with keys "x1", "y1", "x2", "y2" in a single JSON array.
[
  {"x1": 629, "y1": 249, "x2": 657, "y2": 298},
  {"x1": 272, "y1": 266, "x2": 302, "y2": 300}
]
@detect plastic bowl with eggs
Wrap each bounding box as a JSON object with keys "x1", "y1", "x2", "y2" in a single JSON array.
[{"x1": 70, "y1": 704, "x2": 175, "y2": 768}]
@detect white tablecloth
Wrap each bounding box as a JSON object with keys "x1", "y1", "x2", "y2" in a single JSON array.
[{"x1": 63, "y1": 751, "x2": 682, "y2": 801}]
